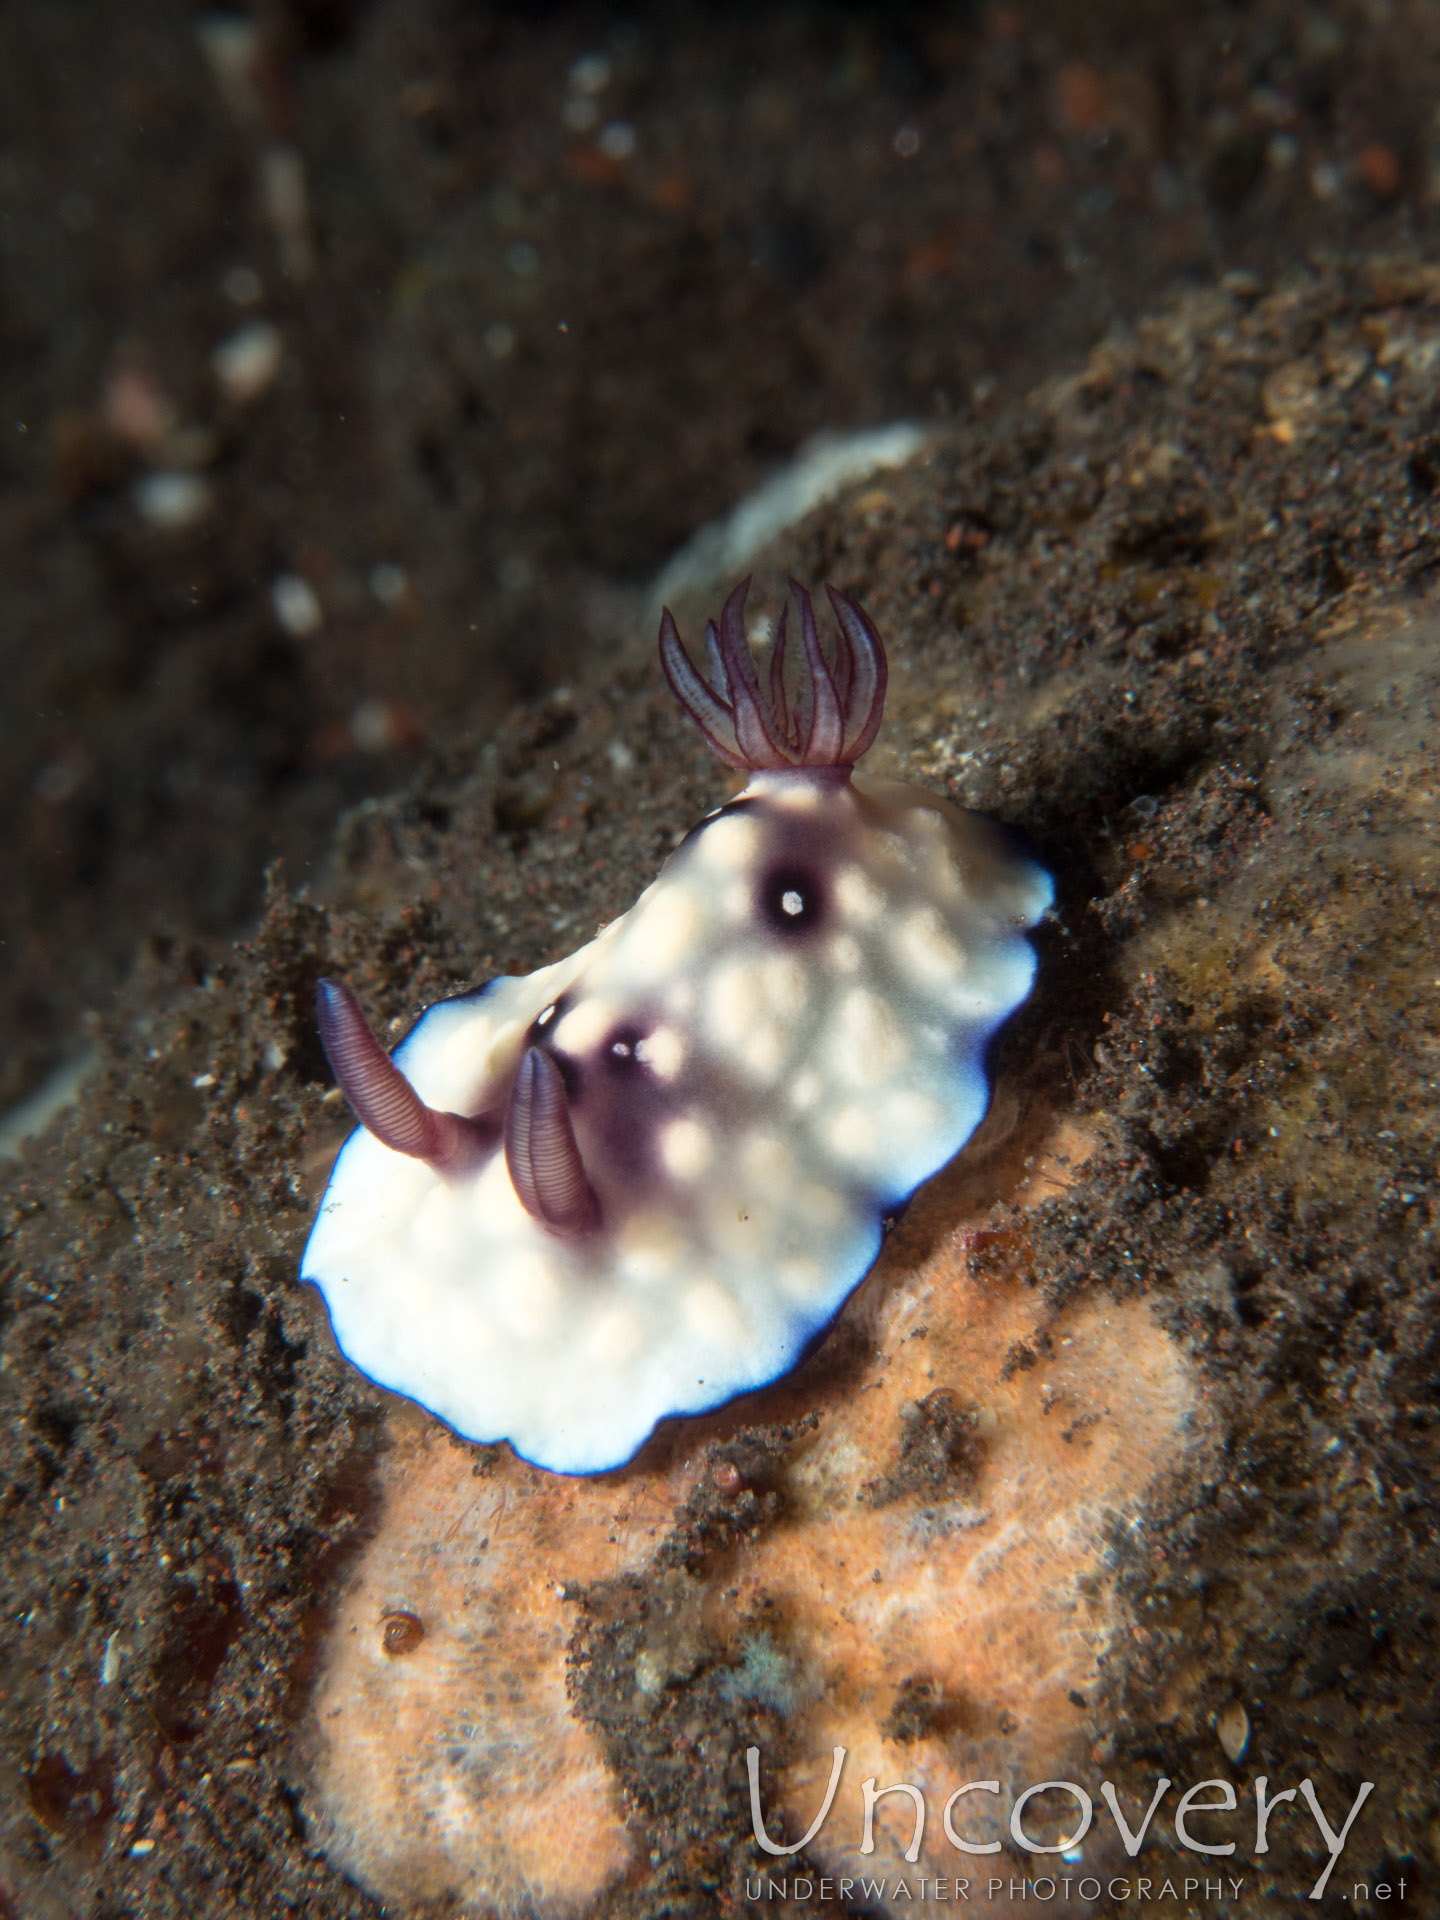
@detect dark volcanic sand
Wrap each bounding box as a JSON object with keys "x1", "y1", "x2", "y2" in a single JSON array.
[{"x1": 6, "y1": 0, "x2": 1440, "y2": 1098}]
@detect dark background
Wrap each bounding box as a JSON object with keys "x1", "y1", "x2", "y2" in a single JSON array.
[{"x1": 4, "y1": 0, "x2": 1437, "y2": 1103}]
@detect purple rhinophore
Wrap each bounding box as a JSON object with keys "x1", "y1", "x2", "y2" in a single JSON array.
[
  {"x1": 504, "y1": 1046, "x2": 597, "y2": 1234},
  {"x1": 316, "y1": 977, "x2": 494, "y2": 1175}
]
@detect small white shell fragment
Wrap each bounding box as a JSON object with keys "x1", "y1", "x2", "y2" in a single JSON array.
[
  {"x1": 211, "y1": 319, "x2": 282, "y2": 402},
  {"x1": 649, "y1": 425, "x2": 931, "y2": 609},
  {"x1": 271, "y1": 572, "x2": 322, "y2": 637},
  {"x1": 304, "y1": 769, "x2": 1052, "y2": 1473},
  {"x1": 0, "y1": 1049, "x2": 98, "y2": 1160},
  {"x1": 135, "y1": 470, "x2": 212, "y2": 530},
  {"x1": 1216, "y1": 1698, "x2": 1251, "y2": 1762}
]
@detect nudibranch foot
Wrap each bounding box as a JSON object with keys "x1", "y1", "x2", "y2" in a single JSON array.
[{"x1": 303, "y1": 579, "x2": 1053, "y2": 1475}]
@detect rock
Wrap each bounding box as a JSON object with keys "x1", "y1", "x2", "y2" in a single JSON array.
[{"x1": 3, "y1": 255, "x2": 1438, "y2": 1917}]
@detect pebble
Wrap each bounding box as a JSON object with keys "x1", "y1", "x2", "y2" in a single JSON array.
[
  {"x1": 271, "y1": 573, "x2": 323, "y2": 637},
  {"x1": 1216, "y1": 1697, "x2": 1250, "y2": 1762},
  {"x1": 212, "y1": 320, "x2": 282, "y2": 403},
  {"x1": 350, "y1": 699, "x2": 401, "y2": 752},
  {"x1": 103, "y1": 364, "x2": 175, "y2": 451},
  {"x1": 34, "y1": 757, "x2": 83, "y2": 804},
  {"x1": 1311, "y1": 161, "x2": 1342, "y2": 201},
  {"x1": 222, "y1": 264, "x2": 263, "y2": 306},
  {"x1": 261, "y1": 146, "x2": 313, "y2": 280},
  {"x1": 135, "y1": 470, "x2": 212, "y2": 530},
  {"x1": 194, "y1": 14, "x2": 261, "y2": 119},
  {"x1": 597, "y1": 122, "x2": 636, "y2": 160},
  {"x1": 568, "y1": 53, "x2": 611, "y2": 96},
  {"x1": 369, "y1": 562, "x2": 409, "y2": 608}
]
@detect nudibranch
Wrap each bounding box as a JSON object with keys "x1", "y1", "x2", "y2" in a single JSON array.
[{"x1": 301, "y1": 579, "x2": 1052, "y2": 1473}]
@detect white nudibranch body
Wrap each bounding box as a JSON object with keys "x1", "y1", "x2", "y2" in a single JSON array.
[{"x1": 301, "y1": 580, "x2": 1052, "y2": 1473}]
